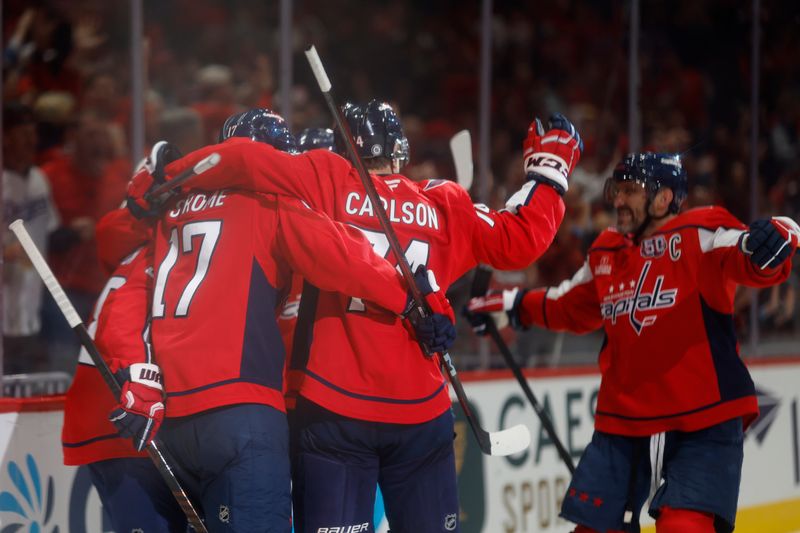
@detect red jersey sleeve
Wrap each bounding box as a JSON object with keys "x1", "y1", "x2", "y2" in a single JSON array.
[
  {"x1": 419, "y1": 178, "x2": 565, "y2": 275},
  {"x1": 275, "y1": 198, "x2": 407, "y2": 314},
  {"x1": 686, "y1": 207, "x2": 792, "y2": 315},
  {"x1": 164, "y1": 138, "x2": 348, "y2": 213},
  {"x1": 93, "y1": 245, "x2": 153, "y2": 373},
  {"x1": 697, "y1": 214, "x2": 792, "y2": 288},
  {"x1": 519, "y1": 260, "x2": 603, "y2": 334},
  {"x1": 95, "y1": 207, "x2": 152, "y2": 274}
]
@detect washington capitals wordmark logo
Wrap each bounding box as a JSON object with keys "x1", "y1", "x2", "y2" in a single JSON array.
[{"x1": 600, "y1": 260, "x2": 678, "y2": 335}]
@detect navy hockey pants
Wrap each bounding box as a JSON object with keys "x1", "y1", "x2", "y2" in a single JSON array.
[
  {"x1": 290, "y1": 397, "x2": 460, "y2": 533},
  {"x1": 89, "y1": 457, "x2": 187, "y2": 533},
  {"x1": 159, "y1": 403, "x2": 292, "y2": 532},
  {"x1": 561, "y1": 417, "x2": 744, "y2": 533}
]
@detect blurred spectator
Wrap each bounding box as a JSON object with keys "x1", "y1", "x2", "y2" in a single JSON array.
[
  {"x1": 157, "y1": 106, "x2": 204, "y2": 155},
  {"x1": 32, "y1": 90, "x2": 76, "y2": 167},
  {"x1": 3, "y1": 6, "x2": 81, "y2": 103},
  {"x1": 191, "y1": 64, "x2": 238, "y2": 144},
  {"x1": 2, "y1": 102, "x2": 61, "y2": 374},
  {"x1": 39, "y1": 112, "x2": 131, "y2": 373}
]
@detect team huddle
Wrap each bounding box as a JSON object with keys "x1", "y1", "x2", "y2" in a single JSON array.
[{"x1": 56, "y1": 100, "x2": 798, "y2": 533}]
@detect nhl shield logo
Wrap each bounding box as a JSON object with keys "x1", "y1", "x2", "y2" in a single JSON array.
[
  {"x1": 219, "y1": 504, "x2": 231, "y2": 524},
  {"x1": 444, "y1": 513, "x2": 457, "y2": 531}
]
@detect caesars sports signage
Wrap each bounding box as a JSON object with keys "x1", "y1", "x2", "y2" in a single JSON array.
[
  {"x1": 452, "y1": 360, "x2": 800, "y2": 533},
  {"x1": 453, "y1": 369, "x2": 598, "y2": 533},
  {"x1": 2, "y1": 360, "x2": 799, "y2": 532}
]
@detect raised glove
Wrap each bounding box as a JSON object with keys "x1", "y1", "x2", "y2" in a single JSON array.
[
  {"x1": 464, "y1": 288, "x2": 528, "y2": 335},
  {"x1": 401, "y1": 266, "x2": 457, "y2": 356},
  {"x1": 523, "y1": 113, "x2": 583, "y2": 195},
  {"x1": 109, "y1": 363, "x2": 165, "y2": 452},
  {"x1": 126, "y1": 141, "x2": 183, "y2": 219},
  {"x1": 740, "y1": 216, "x2": 800, "y2": 270}
]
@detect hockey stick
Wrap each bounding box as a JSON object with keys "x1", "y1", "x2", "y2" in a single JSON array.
[
  {"x1": 144, "y1": 152, "x2": 221, "y2": 202},
  {"x1": 305, "y1": 45, "x2": 530, "y2": 457},
  {"x1": 471, "y1": 265, "x2": 576, "y2": 473},
  {"x1": 8, "y1": 220, "x2": 208, "y2": 533},
  {"x1": 450, "y1": 130, "x2": 473, "y2": 191}
]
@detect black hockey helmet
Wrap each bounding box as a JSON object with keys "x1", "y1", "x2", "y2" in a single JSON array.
[
  {"x1": 335, "y1": 100, "x2": 410, "y2": 173},
  {"x1": 297, "y1": 127, "x2": 335, "y2": 152},
  {"x1": 219, "y1": 108, "x2": 298, "y2": 153},
  {"x1": 604, "y1": 152, "x2": 688, "y2": 214}
]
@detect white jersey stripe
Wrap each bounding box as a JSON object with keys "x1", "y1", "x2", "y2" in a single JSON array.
[
  {"x1": 697, "y1": 227, "x2": 743, "y2": 253},
  {"x1": 546, "y1": 261, "x2": 593, "y2": 300}
]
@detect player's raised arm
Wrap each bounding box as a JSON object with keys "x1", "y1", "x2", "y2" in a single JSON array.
[{"x1": 450, "y1": 114, "x2": 582, "y2": 271}]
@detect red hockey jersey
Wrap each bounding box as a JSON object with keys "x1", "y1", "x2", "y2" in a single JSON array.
[
  {"x1": 95, "y1": 207, "x2": 152, "y2": 274},
  {"x1": 165, "y1": 138, "x2": 565, "y2": 423},
  {"x1": 62, "y1": 246, "x2": 151, "y2": 465},
  {"x1": 150, "y1": 191, "x2": 408, "y2": 418},
  {"x1": 518, "y1": 207, "x2": 793, "y2": 436}
]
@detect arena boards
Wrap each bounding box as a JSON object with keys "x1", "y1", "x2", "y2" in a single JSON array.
[{"x1": 1, "y1": 357, "x2": 799, "y2": 532}]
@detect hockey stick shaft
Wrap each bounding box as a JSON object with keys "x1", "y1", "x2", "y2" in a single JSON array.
[
  {"x1": 145, "y1": 152, "x2": 221, "y2": 201},
  {"x1": 9, "y1": 220, "x2": 208, "y2": 532},
  {"x1": 472, "y1": 266, "x2": 576, "y2": 473},
  {"x1": 305, "y1": 46, "x2": 522, "y2": 456}
]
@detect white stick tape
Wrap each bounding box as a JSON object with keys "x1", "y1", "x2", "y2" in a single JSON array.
[
  {"x1": 193, "y1": 152, "x2": 220, "y2": 175},
  {"x1": 304, "y1": 46, "x2": 332, "y2": 93},
  {"x1": 9, "y1": 219, "x2": 82, "y2": 327}
]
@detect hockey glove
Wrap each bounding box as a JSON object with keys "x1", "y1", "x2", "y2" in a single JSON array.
[
  {"x1": 109, "y1": 363, "x2": 165, "y2": 452},
  {"x1": 463, "y1": 288, "x2": 528, "y2": 335},
  {"x1": 523, "y1": 113, "x2": 583, "y2": 195},
  {"x1": 401, "y1": 266, "x2": 457, "y2": 356},
  {"x1": 740, "y1": 216, "x2": 800, "y2": 270},
  {"x1": 126, "y1": 141, "x2": 183, "y2": 219}
]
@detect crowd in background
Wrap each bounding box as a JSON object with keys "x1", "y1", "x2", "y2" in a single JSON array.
[{"x1": 3, "y1": 0, "x2": 798, "y2": 375}]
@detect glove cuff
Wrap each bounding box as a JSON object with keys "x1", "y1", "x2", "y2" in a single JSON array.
[
  {"x1": 507, "y1": 288, "x2": 529, "y2": 330},
  {"x1": 524, "y1": 151, "x2": 570, "y2": 193},
  {"x1": 525, "y1": 172, "x2": 567, "y2": 196},
  {"x1": 738, "y1": 232, "x2": 752, "y2": 255},
  {"x1": 128, "y1": 362, "x2": 164, "y2": 391}
]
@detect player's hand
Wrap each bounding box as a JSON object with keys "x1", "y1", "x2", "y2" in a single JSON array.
[
  {"x1": 125, "y1": 141, "x2": 183, "y2": 219},
  {"x1": 741, "y1": 216, "x2": 800, "y2": 270},
  {"x1": 464, "y1": 288, "x2": 528, "y2": 334},
  {"x1": 523, "y1": 113, "x2": 583, "y2": 195},
  {"x1": 401, "y1": 266, "x2": 457, "y2": 356},
  {"x1": 109, "y1": 363, "x2": 165, "y2": 452}
]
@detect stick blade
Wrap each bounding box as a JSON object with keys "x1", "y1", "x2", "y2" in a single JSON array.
[
  {"x1": 450, "y1": 129, "x2": 473, "y2": 191},
  {"x1": 485, "y1": 424, "x2": 531, "y2": 456}
]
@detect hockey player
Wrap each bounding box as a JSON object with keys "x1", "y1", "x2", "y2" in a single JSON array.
[
  {"x1": 127, "y1": 100, "x2": 583, "y2": 532},
  {"x1": 61, "y1": 143, "x2": 185, "y2": 533},
  {"x1": 465, "y1": 152, "x2": 800, "y2": 533},
  {"x1": 62, "y1": 245, "x2": 190, "y2": 532},
  {"x1": 92, "y1": 110, "x2": 457, "y2": 533}
]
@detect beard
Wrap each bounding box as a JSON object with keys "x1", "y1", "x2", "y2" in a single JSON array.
[{"x1": 616, "y1": 206, "x2": 643, "y2": 234}]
